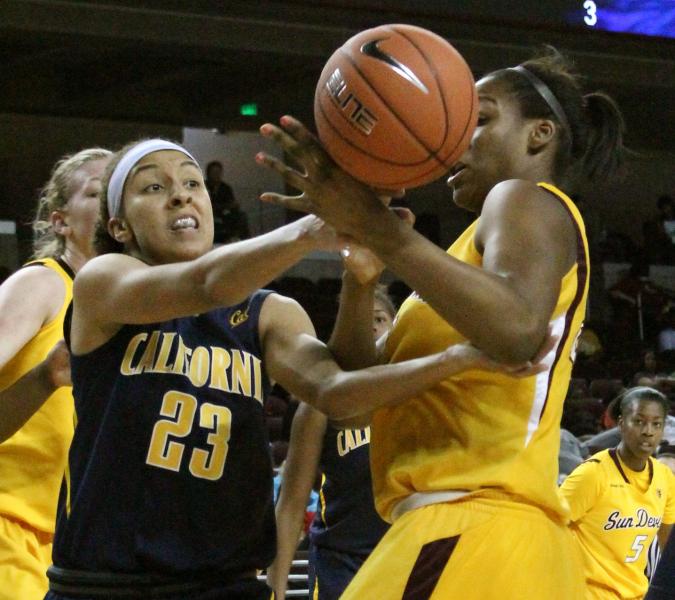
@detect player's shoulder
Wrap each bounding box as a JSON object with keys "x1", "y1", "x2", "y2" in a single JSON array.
[
  {"x1": 480, "y1": 179, "x2": 573, "y2": 234},
  {"x1": 0, "y1": 259, "x2": 65, "y2": 302},
  {"x1": 571, "y1": 449, "x2": 611, "y2": 476}
]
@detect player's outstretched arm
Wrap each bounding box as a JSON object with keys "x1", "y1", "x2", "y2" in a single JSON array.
[
  {"x1": 266, "y1": 403, "x2": 326, "y2": 599},
  {"x1": 71, "y1": 215, "x2": 340, "y2": 352},
  {"x1": 261, "y1": 294, "x2": 548, "y2": 427}
]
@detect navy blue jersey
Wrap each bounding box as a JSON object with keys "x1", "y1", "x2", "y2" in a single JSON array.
[
  {"x1": 53, "y1": 290, "x2": 275, "y2": 576},
  {"x1": 309, "y1": 425, "x2": 389, "y2": 555}
]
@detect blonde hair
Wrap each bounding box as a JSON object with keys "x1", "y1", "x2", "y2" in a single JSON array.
[{"x1": 31, "y1": 147, "x2": 112, "y2": 259}]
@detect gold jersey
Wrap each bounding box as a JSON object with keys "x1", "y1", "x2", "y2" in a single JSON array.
[
  {"x1": 374, "y1": 183, "x2": 588, "y2": 522},
  {"x1": 0, "y1": 258, "x2": 75, "y2": 533},
  {"x1": 561, "y1": 449, "x2": 675, "y2": 598}
]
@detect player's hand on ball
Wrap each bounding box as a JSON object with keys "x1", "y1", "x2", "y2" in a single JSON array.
[{"x1": 256, "y1": 116, "x2": 386, "y2": 241}]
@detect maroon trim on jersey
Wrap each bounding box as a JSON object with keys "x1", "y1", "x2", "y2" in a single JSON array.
[
  {"x1": 609, "y1": 447, "x2": 654, "y2": 486},
  {"x1": 536, "y1": 187, "x2": 588, "y2": 426},
  {"x1": 402, "y1": 535, "x2": 460, "y2": 600}
]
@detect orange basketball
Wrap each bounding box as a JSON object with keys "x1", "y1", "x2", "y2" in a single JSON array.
[{"x1": 314, "y1": 24, "x2": 478, "y2": 189}]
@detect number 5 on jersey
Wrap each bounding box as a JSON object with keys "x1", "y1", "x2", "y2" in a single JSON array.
[
  {"x1": 146, "y1": 391, "x2": 232, "y2": 481},
  {"x1": 625, "y1": 534, "x2": 648, "y2": 563}
]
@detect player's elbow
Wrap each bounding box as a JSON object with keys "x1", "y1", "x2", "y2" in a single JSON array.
[
  {"x1": 489, "y1": 319, "x2": 546, "y2": 364},
  {"x1": 308, "y1": 375, "x2": 358, "y2": 421}
]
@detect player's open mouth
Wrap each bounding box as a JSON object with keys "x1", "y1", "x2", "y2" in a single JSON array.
[{"x1": 171, "y1": 216, "x2": 198, "y2": 230}]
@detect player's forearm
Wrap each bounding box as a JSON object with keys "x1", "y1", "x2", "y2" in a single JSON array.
[
  {"x1": 197, "y1": 218, "x2": 319, "y2": 308},
  {"x1": 0, "y1": 363, "x2": 59, "y2": 443},
  {"x1": 328, "y1": 271, "x2": 378, "y2": 369},
  {"x1": 311, "y1": 345, "x2": 477, "y2": 420},
  {"x1": 268, "y1": 497, "x2": 308, "y2": 597}
]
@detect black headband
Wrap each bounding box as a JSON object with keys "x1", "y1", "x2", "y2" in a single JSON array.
[{"x1": 508, "y1": 65, "x2": 571, "y2": 139}]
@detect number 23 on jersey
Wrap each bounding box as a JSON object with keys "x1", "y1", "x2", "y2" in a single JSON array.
[{"x1": 146, "y1": 391, "x2": 232, "y2": 481}]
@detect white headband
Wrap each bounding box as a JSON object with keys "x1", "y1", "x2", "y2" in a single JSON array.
[{"x1": 107, "y1": 139, "x2": 199, "y2": 218}]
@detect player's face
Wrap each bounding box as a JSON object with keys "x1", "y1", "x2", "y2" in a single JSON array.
[
  {"x1": 373, "y1": 300, "x2": 394, "y2": 341},
  {"x1": 61, "y1": 158, "x2": 109, "y2": 259},
  {"x1": 619, "y1": 399, "x2": 666, "y2": 464},
  {"x1": 120, "y1": 150, "x2": 214, "y2": 265},
  {"x1": 448, "y1": 76, "x2": 532, "y2": 213}
]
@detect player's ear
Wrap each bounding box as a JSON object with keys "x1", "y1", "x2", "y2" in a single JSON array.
[
  {"x1": 527, "y1": 119, "x2": 555, "y2": 152},
  {"x1": 50, "y1": 210, "x2": 70, "y2": 236},
  {"x1": 108, "y1": 217, "x2": 131, "y2": 243}
]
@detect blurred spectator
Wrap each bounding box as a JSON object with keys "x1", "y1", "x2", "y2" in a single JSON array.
[
  {"x1": 643, "y1": 195, "x2": 675, "y2": 265},
  {"x1": 631, "y1": 347, "x2": 675, "y2": 396},
  {"x1": 633, "y1": 348, "x2": 665, "y2": 385},
  {"x1": 609, "y1": 259, "x2": 671, "y2": 343},
  {"x1": 205, "y1": 160, "x2": 250, "y2": 244},
  {"x1": 562, "y1": 395, "x2": 605, "y2": 439}
]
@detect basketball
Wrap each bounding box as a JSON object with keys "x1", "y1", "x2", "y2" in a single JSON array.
[{"x1": 314, "y1": 24, "x2": 478, "y2": 189}]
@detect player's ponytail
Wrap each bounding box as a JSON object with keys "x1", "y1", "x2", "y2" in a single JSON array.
[
  {"x1": 493, "y1": 48, "x2": 629, "y2": 190},
  {"x1": 580, "y1": 92, "x2": 627, "y2": 181}
]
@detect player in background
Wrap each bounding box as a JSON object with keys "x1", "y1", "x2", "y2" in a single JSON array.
[
  {"x1": 267, "y1": 286, "x2": 395, "y2": 599},
  {"x1": 0, "y1": 148, "x2": 111, "y2": 599},
  {"x1": 45, "y1": 139, "x2": 544, "y2": 599},
  {"x1": 561, "y1": 387, "x2": 675, "y2": 600},
  {"x1": 256, "y1": 49, "x2": 627, "y2": 598}
]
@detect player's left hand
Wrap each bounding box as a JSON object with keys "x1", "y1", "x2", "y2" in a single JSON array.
[{"x1": 256, "y1": 115, "x2": 389, "y2": 242}]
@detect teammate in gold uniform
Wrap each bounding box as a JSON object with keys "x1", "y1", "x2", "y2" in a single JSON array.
[
  {"x1": 257, "y1": 49, "x2": 627, "y2": 598},
  {"x1": 561, "y1": 387, "x2": 675, "y2": 600},
  {"x1": 0, "y1": 148, "x2": 111, "y2": 599}
]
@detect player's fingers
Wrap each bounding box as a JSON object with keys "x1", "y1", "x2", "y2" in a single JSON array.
[
  {"x1": 255, "y1": 152, "x2": 307, "y2": 191},
  {"x1": 391, "y1": 207, "x2": 416, "y2": 226},
  {"x1": 259, "y1": 192, "x2": 313, "y2": 214},
  {"x1": 259, "y1": 122, "x2": 305, "y2": 157},
  {"x1": 373, "y1": 188, "x2": 406, "y2": 201},
  {"x1": 269, "y1": 116, "x2": 334, "y2": 177},
  {"x1": 279, "y1": 115, "x2": 316, "y2": 143}
]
